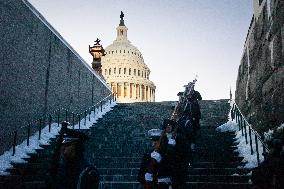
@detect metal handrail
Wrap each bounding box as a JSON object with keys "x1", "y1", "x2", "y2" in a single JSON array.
[
  {"x1": 9, "y1": 93, "x2": 115, "y2": 156},
  {"x1": 230, "y1": 100, "x2": 269, "y2": 165}
]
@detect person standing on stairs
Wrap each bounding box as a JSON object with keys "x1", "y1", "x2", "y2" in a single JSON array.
[
  {"x1": 183, "y1": 90, "x2": 202, "y2": 152},
  {"x1": 50, "y1": 121, "x2": 100, "y2": 189},
  {"x1": 161, "y1": 119, "x2": 188, "y2": 189},
  {"x1": 139, "y1": 129, "x2": 173, "y2": 189}
]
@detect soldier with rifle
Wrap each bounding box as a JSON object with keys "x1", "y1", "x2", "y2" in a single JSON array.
[{"x1": 182, "y1": 78, "x2": 202, "y2": 152}]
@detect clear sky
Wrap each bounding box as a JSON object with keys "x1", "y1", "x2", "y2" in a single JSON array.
[{"x1": 28, "y1": 0, "x2": 253, "y2": 101}]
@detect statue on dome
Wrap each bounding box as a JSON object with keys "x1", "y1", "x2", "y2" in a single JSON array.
[
  {"x1": 120, "y1": 11, "x2": 124, "y2": 20},
  {"x1": 119, "y1": 11, "x2": 125, "y2": 26}
]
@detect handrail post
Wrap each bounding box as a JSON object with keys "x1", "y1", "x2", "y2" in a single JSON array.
[
  {"x1": 57, "y1": 110, "x2": 60, "y2": 127},
  {"x1": 72, "y1": 113, "x2": 75, "y2": 129},
  {"x1": 48, "y1": 115, "x2": 52, "y2": 132},
  {"x1": 262, "y1": 135, "x2": 267, "y2": 160},
  {"x1": 84, "y1": 110, "x2": 87, "y2": 126},
  {"x1": 65, "y1": 109, "x2": 68, "y2": 122},
  {"x1": 255, "y1": 134, "x2": 260, "y2": 165},
  {"x1": 101, "y1": 101, "x2": 103, "y2": 112},
  {"x1": 78, "y1": 114, "x2": 81, "y2": 129},
  {"x1": 27, "y1": 124, "x2": 31, "y2": 146},
  {"x1": 38, "y1": 119, "x2": 42, "y2": 140},
  {"x1": 231, "y1": 106, "x2": 234, "y2": 120},
  {"x1": 12, "y1": 130, "x2": 17, "y2": 156},
  {"x1": 240, "y1": 113, "x2": 244, "y2": 136},
  {"x1": 234, "y1": 105, "x2": 237, "y2": 121},
  {"x1": 244, "y1": 119, "x2": 248, "y2": 144},
  {"x1": 249, "y1": 126, "x2": 254, "y2": 155},
  {"x1": 93, "y1": 106, "x2": 96, "y2": 118},
  {"x1": 237, "y1": 111, "x2": 241, "y2": 131},
  {"x1": 89, "y1": 109, "x2": 91, "y2": 122}
]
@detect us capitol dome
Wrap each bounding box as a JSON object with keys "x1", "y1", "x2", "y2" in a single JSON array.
[{"x1": 101, "y1": 12, "x2": 156, "y2": 103}]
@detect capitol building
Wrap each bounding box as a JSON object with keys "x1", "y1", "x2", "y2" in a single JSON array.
[{"x1": 101, "y1": 12, "x2": 156, "y2": 103}]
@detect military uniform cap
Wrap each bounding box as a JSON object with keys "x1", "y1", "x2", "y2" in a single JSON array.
[
  {"x1": 62, "y1": 134, "x2": 80, "y2": 144},
  {"x1": 148, "y1": 129, "x2": 162, "y2": 141},
  {"x1": 60, "y1": 121, "x2": 89, "y2": 144},
  {"x1": 60, "y1": 121, "x2": 70, "y2": 133}
]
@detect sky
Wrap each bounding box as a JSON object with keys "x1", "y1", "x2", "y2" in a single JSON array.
[{"x1": 28, "y1": 0, "x2": 253, "y2": 101}]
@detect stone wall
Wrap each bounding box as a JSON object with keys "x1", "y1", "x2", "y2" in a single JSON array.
[
  {"x1": 0, "y1": 0, "x2": 111, "y2": 154},
  {"x1": 235, "y1": 0, "x2": 284, "y2": 133}
]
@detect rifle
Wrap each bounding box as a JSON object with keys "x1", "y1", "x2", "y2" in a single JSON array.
[
  {"x1": 171, "y1": 76, "x2": 198, "y2": 135},
  {"x1": 183, "y1": 75, "x2": 198, "y2": 99}
]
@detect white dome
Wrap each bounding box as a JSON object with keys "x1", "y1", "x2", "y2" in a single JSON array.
[{"x1": 101, "y1": 13, "x2": 156, "y2": 103}]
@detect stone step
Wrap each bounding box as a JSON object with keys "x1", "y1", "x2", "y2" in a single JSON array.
[
  {"x1": 96, "y1": 168, "x2": 250, "y2": 176},
  {"x1": 100, "y1": 174, "x2": 250, "y2": 183},
  {"x1": 192, "y1": 161, "x2": 245, "y2": 168},
  {"x1": 98, "y1": 181, "x2": 252, "y2": 189},
  {"x1": 11, "y1": 160, "x2": 245, "y2": 171},
  {"x1": 23, "y1": 181, "x2": 46, "y2": 189}
]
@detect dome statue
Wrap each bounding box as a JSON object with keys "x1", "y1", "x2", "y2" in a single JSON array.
[{"x1": 101, "y1": 12, "x2": 156, "y2": 103}]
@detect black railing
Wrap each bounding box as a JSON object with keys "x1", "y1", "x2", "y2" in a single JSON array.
[
  {"x1": 10, "y1": 93, "x2": 115, "y2": 156},
  {"x1": 230, "y1": 101, "x2": 269, "y2": 165}
]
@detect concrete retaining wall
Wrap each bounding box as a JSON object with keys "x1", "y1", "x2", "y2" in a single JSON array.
[
  {"x1": 235, "y1": 0, "x2": 284, "y2": 133},
  {"x1": 0, "y1": 0, "x2": 111, "y2": 154}
]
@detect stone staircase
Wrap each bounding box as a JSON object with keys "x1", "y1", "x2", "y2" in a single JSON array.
[
  {"x1": 89, "y1": 100, "x2": 252, "y2": 189},
  {"x1": 87, "y1": 102, "x2": 173, "y2": 188},
  {"x1": 0, "y1": 100, "x2": 253, "y2": 189}
]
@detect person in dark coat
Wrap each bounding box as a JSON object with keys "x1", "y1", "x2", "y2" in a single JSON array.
[
  {"x1": 183, "y1": 90, "x2": 202, "y2": 151},
  {"x1": 171, "y1": 117, "x2": 190, "y2": 189},
  {"x1": 51, "y1": 122, "x2": 99, "y2": 189}
]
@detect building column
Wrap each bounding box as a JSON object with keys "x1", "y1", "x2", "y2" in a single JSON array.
[
  {"x1": 129, "y1": 83, "x2": 132, "y2": 99},
  {"x1": 122, "y1": 83, "x2": 125, "y2": 99},
  {"x1": 141, "y1": 85, "x2": 144, "y2": 101},
  {"x1": 138, "y1": 85, "x2": 142, "y2": 100},
  {"x1": 133, "y1": 83, "x2": 136, "y2": 99},
  {"x1": 116, "y1": 83, "x2": 119, "y2": 98},
  {"x1": 149, "y1": 88, "x2": 151, "y2": 102},
  {"x1": 126, "y1": 82, "x2": 130, "y2": 99},
  {"x1": 148, "y1": 86, "x2": 151, "y2": 102},
  {"x1": 136, "y1": 84, "x2": 139, "y2": 99},
  {"x1": 145, "y1": 86, "x2": 148, "y2": 101},
  {"x1": 118, "y1": 83, "x2": 121, "y2": 98},
  {"x1": 144, "y1": 85, "x2": 147, "y2": 101},
  {"x1": 150, "y1": 88, "x2": 153, "y2": 102}
]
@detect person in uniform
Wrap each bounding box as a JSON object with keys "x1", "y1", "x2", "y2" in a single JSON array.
[
  {"x1": 183, "y1": 90, "x2": 202, "y2": 152},
  {"x1": 172, "y1": 118, "x2": 190, "y2": 189},
  {"x1": 138, "y1": 129, "x2": 173, "y2": 189},
  {"x1": 50, "y1": 121, "x2": 99, "y2": 189}
]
